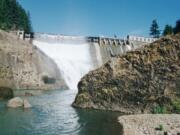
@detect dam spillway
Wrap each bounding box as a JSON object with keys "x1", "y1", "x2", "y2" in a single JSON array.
[
  {"x1": 32, "y1": 33, "x2": 151, "y2": 89},
  {"x1": 33, "y1": 37, "x2": 95, "y2": 90}
]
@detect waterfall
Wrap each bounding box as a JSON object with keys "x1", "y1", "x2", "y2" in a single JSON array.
[
  {"x1": 32, "y1": 34, "x2": 145, "y2": 90},
  {"x1": 94, "y1": 43, "x2": 103, "y2": 66},
  {"x1": 33, "y1": 39, "x2": 95, "y2": 90}
]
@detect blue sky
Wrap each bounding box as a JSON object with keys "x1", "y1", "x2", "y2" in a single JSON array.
[{"x1": 18, "y1": 0, "x2": 180, "y2": 37}]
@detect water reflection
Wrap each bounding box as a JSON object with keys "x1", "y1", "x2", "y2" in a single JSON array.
[{"x1": 75, "y1": 109, "x2": 122, "y2": 135}]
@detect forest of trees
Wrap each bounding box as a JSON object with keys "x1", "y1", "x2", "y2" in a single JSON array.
[
  {"x1": 150, "y1": 19, "x2": 180, "y2": 37},
  {"x1": 0, "y1": 0, "x2": 32, "y2": 33}
]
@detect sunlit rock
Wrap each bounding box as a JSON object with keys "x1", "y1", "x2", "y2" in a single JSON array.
[
  {"x1": 23, "y1": 99, "x2": 32, "y2": 108},
  {"x1": 7, "y1": 97, "x2": 23, "y2": 108},
  {"x1": 73, "y1": 34, "x2": 180, "y2": 113}
]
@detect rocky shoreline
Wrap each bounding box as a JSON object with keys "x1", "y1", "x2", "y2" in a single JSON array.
[{"x1": 118, "y1": 114, "x2": 180, "y2": 135}]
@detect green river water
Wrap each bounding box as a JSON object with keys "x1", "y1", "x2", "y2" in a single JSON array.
[{"x1": 0, "y1": 89, "x2": 122, "y2": 135}]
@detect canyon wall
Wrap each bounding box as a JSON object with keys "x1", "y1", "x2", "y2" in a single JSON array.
[{"x1": 0, "y1": 30, "x2": 67, "y2": 93}]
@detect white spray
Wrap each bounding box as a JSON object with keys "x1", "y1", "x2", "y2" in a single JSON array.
[{"x1": 33, "y1": 39, "x2": 94, "y2": 90}]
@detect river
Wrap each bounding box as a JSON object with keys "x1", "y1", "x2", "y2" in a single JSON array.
[
  {"x1": 0, "y1": 89, "x2": 122, "y2": 135},
  {"x1": 0, "y1": 34, "x2": 122, "y2": 135}
]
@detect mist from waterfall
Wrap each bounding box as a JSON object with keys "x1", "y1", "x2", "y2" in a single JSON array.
[{"x1": 33, "y1": 40, "x2": 94, "y2": 90}]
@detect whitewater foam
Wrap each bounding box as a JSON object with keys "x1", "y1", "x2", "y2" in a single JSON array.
[{"x1": 33, "y1": 40, "x2": 94, "y2": 90}]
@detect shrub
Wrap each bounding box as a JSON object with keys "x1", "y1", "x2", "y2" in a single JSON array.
[
  {"x1": 155, "y1": 124, "x2": 164, "y2": 131},
  {"x1": 153, "y1": 105, "x2": 167, "y2": 114},
  {"x1": 172, "y1": 99, "x2": 180, "y2": 113},
  {"x1": 159, "y1": 124, "x2": 164, "y2": 131}
]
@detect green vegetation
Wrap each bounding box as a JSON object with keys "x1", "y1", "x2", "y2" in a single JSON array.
[
  {"x1": 150, "y1": 19, "x2": 160, "y2": 38},
  {"x1": 0, "y1": 0, "x2": 32, "y2": 33},
  {"x1": 159, "y1": 124, "x2": 164, "y2": 131},
  {"x1": 150, "y1": 19, "x2": 180, "y2": 37},
  {"x1": 163, "y1": 25, "x2": 174, "y2": 36},
  {"x1": 155, "y1": 124, "x2": 165, "y2": 131},
  {"x1": 172, "y1": 99, "x2": 180, "y2": 113},
  {"x1": 174, "y1": 19, "x2": 180, "y2": 34},
  {"x1": 75, "y1": 92, "x2": 91, "y2": 105},
  {"x1": 153, "y1": 105, "x2": 167, "y2": 114}
]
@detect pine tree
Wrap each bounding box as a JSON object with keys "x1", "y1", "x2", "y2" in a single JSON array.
[
  {"x1": 25, "y1": 11, "x2": 32, "y2": 33},
  {"x1": 174, "y1": 19, "x2": 180, "y2": 34},
  {"x1": 150, "y1": 20, "x2": 160, "y2": 38},
  {"x1": 163, "y1": 25, "x2": 173, "y2": 36},
  {"x1": 8, "y1": 0, "x2": 19, "y2": 30},
  {"x1": 0, "y1": 0, "x2": 10, "y2": 30},
  {"x1": 0, "y1": 0, "x2": 33, "y2": 32}
]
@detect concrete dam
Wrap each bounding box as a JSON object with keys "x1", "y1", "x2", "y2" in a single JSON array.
[{"x1": 32, "y1": 33, "x2": 156, "y2": 89}]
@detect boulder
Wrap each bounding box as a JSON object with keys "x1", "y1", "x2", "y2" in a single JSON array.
[
  {"x1": 23, "y1": 99, "x2": 32, "y2": 108},
  {"x1": 7, "y1": 97, "x2": 23, "y2": 108},
  {"x1": 73, "y1": 34, "x2": 180, "y2": 114}
]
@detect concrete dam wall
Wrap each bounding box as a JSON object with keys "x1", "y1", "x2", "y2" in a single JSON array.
[{"x1": 87, "y1": 36, "x2": 151, "y2": 66}]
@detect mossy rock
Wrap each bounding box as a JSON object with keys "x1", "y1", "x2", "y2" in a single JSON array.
[
  {"x1": 74, "y1": 34, "x2": 180, "y2": 113},
  {"x1": 74, "y1": 92, "x2": 91, "y2": 105},
  {"x1": 0, "y1": 87, "x2": 14, "y2": 99}
]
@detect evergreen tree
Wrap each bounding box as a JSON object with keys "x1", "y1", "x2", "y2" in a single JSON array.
[
  {"x1": 0, "y1": 0, "x2": 33, "y2": 32},
  {"x1": 163, "y1": 25, "x2": 174, "y2": 36},
  {"x1": 25, "y1": 11, "x2": 32, "y2": 33},
  {"x1": 0, "y1": 0, "x2": 10, "y2": 30},
  {"x1": 174, "y1": 19, "x2": 180, "y2": 34},
  {"x1": 150, "y1": 19, "x2": 160, "y2": 38},
  {"x1": 8, "y1": 0, "x2": 19, "y2": 30}
]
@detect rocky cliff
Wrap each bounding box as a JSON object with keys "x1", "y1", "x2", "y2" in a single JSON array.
[
  {"x1": 0, "y1": 30, "x2": 67, "y2": 94},
  {"x1": 73, "y1": 34, "x2": 180, "y2": 114}
]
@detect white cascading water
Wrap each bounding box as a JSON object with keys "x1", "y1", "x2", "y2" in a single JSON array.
[
  {"x1": 32, "y1": 34, "x2": 138, "y2": 90},
  {"x1": 33, "y1": 39, "x2": 94, "y2": 90}
]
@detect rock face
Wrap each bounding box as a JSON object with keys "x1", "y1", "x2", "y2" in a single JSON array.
[
  {"x1": 0, "y1": 30, "x2": 67, "y2": 91},
  {"x1": 73, "y1": 34, "x2": 180, "y2": 113},
  {"x1": 7, "y1": 97, "x2": 23, "y2": 108},
  {"x1": 118, "y1": 114, "x2": 180, "y2": 135}
]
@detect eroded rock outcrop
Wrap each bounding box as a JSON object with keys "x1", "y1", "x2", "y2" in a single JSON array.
[
  {"x1": 0, "y1": 30, "x2": 67, "y2": 91},
  {"x1": 73, "y1": 34, "x2": 180, "y2": 114}
]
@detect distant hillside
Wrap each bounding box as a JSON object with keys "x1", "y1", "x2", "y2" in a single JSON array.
[{"x1": 0, "y1": 0, "x2": 32, "y2": 32}]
